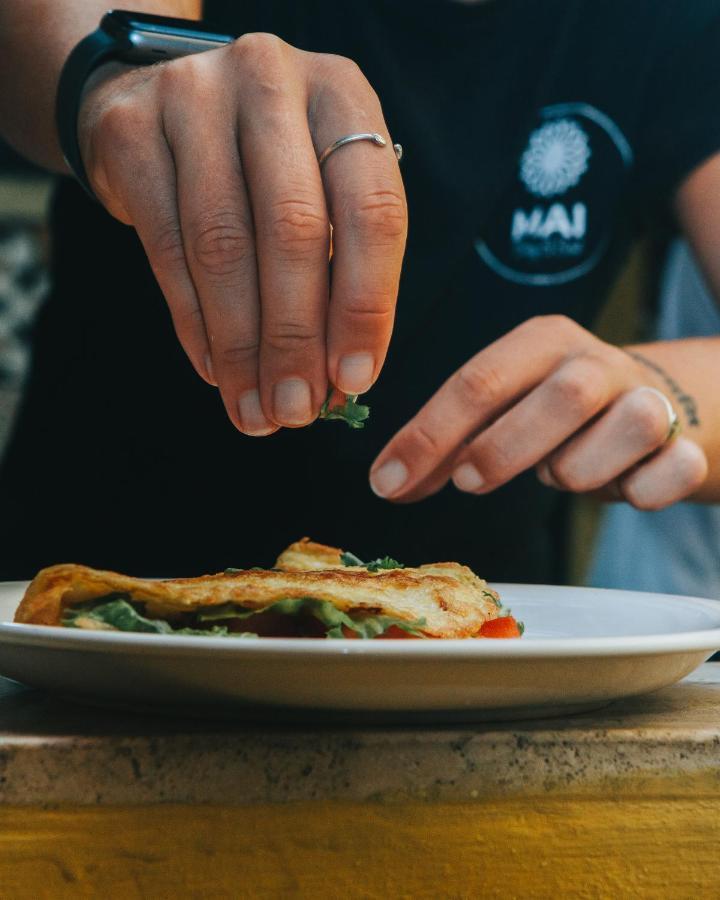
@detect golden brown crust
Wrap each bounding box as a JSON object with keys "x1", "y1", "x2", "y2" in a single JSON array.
[
  {"x1": 15, "y1": 540, "x2": 501, "y2": 638},
  {"x1": 274, "y1": 538, "x2": 344, "y2": 571}
]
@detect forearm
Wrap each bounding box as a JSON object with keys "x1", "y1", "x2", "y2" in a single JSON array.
[
  {"x1": 625, "y1": 337, "x2": 720, "y2": 500},
  {"x1": 0, "y1": 0, "x2": 201, "y2": 171}
]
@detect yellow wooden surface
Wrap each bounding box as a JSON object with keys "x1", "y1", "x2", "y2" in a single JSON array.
[{"x1": 1, "y1": 799, "x2": 719, "y2": 899}]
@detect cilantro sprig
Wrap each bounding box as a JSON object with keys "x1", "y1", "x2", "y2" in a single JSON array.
[
  {"x1": 340, "y1": 551, "x2": 404, "y2": 572},
  {"x1": 319, "y1": 390, "x2": 370, "y2": 429}
]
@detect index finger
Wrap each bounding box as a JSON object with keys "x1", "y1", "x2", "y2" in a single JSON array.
[
  {"x1": 310, "y1": 58, "x2": 408, "y2": 395},
  {"x1": 369, "y1": 316, "x2": 585, "y2": 499}
]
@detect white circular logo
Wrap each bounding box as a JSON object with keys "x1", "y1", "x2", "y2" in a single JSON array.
[{"x1": 519, "y1": 118, "x2": 591, "y2": 198}]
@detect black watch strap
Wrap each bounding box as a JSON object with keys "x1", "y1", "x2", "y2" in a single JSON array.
[{"x1": 55, "y1": 27, "x2": 120, "y2": 198}]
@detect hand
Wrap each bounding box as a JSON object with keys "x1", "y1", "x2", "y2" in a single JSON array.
[
  {"x1": 77, "y1": 35, "x2": 406, "y2": 435},
  {"x1": 370, "y1": 316, "x2": 708, "y2": 510}
]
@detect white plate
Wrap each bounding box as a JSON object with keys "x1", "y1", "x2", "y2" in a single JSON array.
[{"x1": 1, "y1": 582, "x2": 720, "y2": 721}]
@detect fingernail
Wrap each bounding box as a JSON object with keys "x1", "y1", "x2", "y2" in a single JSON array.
[
  {"x1": 238, "y1": 389, "x2": 275, "y2": 436},
  {"x1": 452, "y1": 463, "x2": 485, "y2": 492},
  {"x1": 273, "y1": 378, "x2": 313, "y2": 425},
  {"x1": 204, "y1": 354, "x2": 216, "y2": 385},
  {"x1": 370, "y1": 459, "x2": 409, "y2": 497},
  {"x1": 337, "y1": 353, "x2": 375, "y2": 394}
]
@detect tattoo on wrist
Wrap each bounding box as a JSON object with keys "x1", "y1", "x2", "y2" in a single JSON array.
[{"x1": 625, "y1": 349, "x2": 700, "y2": 427}]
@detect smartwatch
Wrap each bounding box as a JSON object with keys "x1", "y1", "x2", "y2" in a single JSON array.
[{"x1": 56, "y1": 10, "x2": 235, "y2": 197}]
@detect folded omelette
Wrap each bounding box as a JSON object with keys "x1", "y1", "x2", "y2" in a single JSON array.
[{"x1": 14, "y1": 538, "x2": 519, "y2": 639}]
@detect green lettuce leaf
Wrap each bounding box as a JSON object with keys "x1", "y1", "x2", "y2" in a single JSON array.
[
  {"x1": 61, "y1": 595, "x2": 425, "y2": 639},
  {"x1": 61, "y1": 597, "x2": 258, "y2": 638},
  {"x1": 196, "y1": 597, "x2": 425, "y2": 639},
  {"x1": 319, "y1": 391, "x2": 370, "y2": 429}
]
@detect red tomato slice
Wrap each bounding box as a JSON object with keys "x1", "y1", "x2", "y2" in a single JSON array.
[{"x1": 479, "y1": 616, "x2": 522, "y2": 639}]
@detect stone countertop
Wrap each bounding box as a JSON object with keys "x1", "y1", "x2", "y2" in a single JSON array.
[{"x1": 1, "y1": 664, "x2": 720, "y2": 806}]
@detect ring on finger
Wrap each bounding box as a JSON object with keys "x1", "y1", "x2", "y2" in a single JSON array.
[
  {"x1": 317, "y1": 132, "x2": 403, "y2": 167},
  {"x1": 637, "y1": 386, "x2": 682, "y2": 443}
]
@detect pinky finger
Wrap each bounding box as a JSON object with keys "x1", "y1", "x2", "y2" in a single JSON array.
[
  {"x1": 105, "y1": 135, "x2": 213, "y2": 385},
  {"x1": 618, "y1": 437, "x2": 708, "y2": 511}
]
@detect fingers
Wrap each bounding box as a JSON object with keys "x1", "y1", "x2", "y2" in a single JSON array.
[
  {"x1": 370, "y1": 316, "x2": 590, "y2": 499},
  {"x1": 537, "y1": 382, "x2": 708, "y2": 508},
  {"x1": 619, "y1": 437, "x2": 707, "y2": 509},
  {"x1": 232, "y1": 35, "x2": 330, "y2": 428},
  {"x1": 91, "y1": 92, "x2": 213, "y2": 387},
  {"x1": 84, "y1": 40, "x2": 409, "y2": 436},
  {"x1": 449, "y1": 352, "x2": 621, "y2": 497},
  {"x1": 309, "y1": 56, "x2": 407, "y2": 395},
  {"x1": 537, "y1": 386, "x2": 676, "y2": 492},
  {"x1": 535, "y1": 388, "x2": 708, "y2": 509},
  {"x1": 163, "y1": 55, "x2": 278, "y2": 436}
]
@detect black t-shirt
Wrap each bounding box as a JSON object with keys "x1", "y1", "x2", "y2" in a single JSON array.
[{"x1": 1, "y1": 0, "x2": 719, "y2": 580}]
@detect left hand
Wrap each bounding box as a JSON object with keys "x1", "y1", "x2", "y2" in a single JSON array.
[{"x1": 369, "y1": 315, "x2": 708, "y2": 510}]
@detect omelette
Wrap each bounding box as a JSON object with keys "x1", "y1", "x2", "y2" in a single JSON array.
[{"x1": 13, "y1": 539, "x2": 522, "y2": 639}]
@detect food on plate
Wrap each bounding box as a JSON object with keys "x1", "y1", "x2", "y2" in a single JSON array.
[{"x1": 14, "y1": 538, "x2": 522, "y2": 639}]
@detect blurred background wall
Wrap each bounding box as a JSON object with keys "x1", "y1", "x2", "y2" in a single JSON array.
[{"x1": 0, "y1": 141, "x2": 52, "y2": 453}]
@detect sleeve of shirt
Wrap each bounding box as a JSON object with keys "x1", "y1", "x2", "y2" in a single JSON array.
[{"x1": 634, "y1": 3, "x2": 720, "y2": 209}]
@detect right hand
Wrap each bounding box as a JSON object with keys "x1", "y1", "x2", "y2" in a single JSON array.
[{"x1": 77, "y1": 33, "x2": 407, "y2": 435}]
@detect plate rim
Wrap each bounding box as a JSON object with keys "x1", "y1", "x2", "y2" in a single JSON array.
[{"x1": 1, "y1": 581, "x2": 720, "y2": 659}]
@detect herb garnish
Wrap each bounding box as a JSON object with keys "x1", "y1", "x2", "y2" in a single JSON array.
[
  {"x1": 340, "y1": 551, "x2": 404, "y2": 572},
  {"x1": 482, "y1": 589, "x2": 503, "y2": 609},
  {"x1": 319, "y1": 390, "x2": 370, "y2": 429}
]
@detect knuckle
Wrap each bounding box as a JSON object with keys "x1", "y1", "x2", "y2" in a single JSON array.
[
  {"x1": 624, "y1": 392, "x2": 669, "y2": 447},
  {"x1": 347, "y1": 189, "x2": 407, "y2": 243},
  {"x1": 472, "y1": 439, "x2": 514, "y2": 485},
  {"x1": 157, "y1": 58, "x2": 184, "y2": 90},
  {"x1": 624, "y1": 441, "x2": 708, "y2": 511},
  {"x1": 216, "y1": 341, "x2": 260, "y2": 370},
  {"x1": 623, "y1": 481, "x2": 663, "y2": 512},
  {"x1": 549, "y1": 459, "x2": 587, "y2": 493},
  {"x1": 549, "y1": 358, "x2": 606, "y2": 416},
  {"x1": 518, "y1": 314, "x2": 574, "y2": 337},
  {"x1": 267, "y1": 198, "x2": 328, "y2": 259},
  {"x1": 454, "y1": 362, "x2": 505, "y2": 408},
  {"x1": 147, "y1": 221, "x2": 186, "y2": 273},
  {"x1": 173, "y1": 304, "x2": 205, "y2": 338},
  {"x1": 312, "y1": 53, "x2": 367, "y2": 90},
  {"x1": 231, "y1": 32, "x2": 288, "y2": 84},
  {"x1": 326, "y1": 53, "x2": 365, "y2": 81},
  {"x1": 408, "y1": 421, "x2": 444, "y2": 458},
  {"x1": 263, "y1": 320, "x2": 319, "y2": 353},
  {"x1": 161, "y1": 54, "x2": 216, "y2": 101},
  {"x1": 169, "y1": 307, "x2": 207, "y2": 364},
  {"x1": 676, "y1": 440, "x2": 709, "y2": 490},
  {"x1": 190, "y1": 212, "x2": 253, "y2": 277},
  {"x1": 342, "y1": 292, "x2": 395, "y2": 325},
  {"x1": 545, "y1": 313, "x2": 579, "y2": 336}
]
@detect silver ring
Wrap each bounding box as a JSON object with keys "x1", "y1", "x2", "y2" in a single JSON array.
[
  {"x1": 638, "y1": 386, "x2": 682, "y2": 443},
  {"x1": 318, "y1": 132, "x2": 403, "y2": 167}
]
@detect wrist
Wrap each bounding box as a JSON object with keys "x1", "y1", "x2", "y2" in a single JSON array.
[{"x1": 77, "y1": 61, "x2": 144, "y2": 174}]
